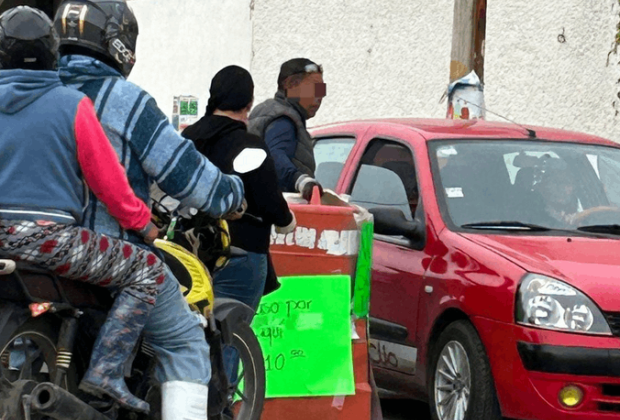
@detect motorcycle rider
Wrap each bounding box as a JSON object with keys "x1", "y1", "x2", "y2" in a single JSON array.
[
  {"x1": 0, "y1": 6, "x2": 166, "y2": 414},
  {"x1": 53, "y1": 1, "x2": 245, "y2": 418}
]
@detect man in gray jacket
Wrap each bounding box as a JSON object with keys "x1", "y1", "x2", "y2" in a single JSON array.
[{"x1": 249, "y1": 58, "x2": 326, "y2": 201}]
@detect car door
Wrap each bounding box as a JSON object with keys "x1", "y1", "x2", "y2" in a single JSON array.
[{"x1": 344, "y1": 135, "x2": 425, "y2": 377}]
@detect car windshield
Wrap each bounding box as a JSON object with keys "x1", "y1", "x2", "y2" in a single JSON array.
[{"x1": 430, "y1": 140, "x2": 620, "y2": 234}]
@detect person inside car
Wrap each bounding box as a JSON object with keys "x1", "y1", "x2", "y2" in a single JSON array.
[
  {"x1": 537, "y1": 164, "x2": 620, "y2": 229},
  {"x1": 0, "y1": 6, "x2": 165, "y2": 413},
  {"x1": 53, "y1": 1, "x2": 245, "y2": 418},
  {"x1": 537, "y1": 165, "x2": 581, "y2": 227}
]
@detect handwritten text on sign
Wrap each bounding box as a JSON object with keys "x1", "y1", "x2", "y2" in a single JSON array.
[{"x1": 251, "y1": 275, "x2": 355, "y2": 398}]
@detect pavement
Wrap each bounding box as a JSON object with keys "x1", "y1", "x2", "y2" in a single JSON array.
[
  {"x1": 381, "y1": 400, "x2": 510, "y2": 420},
  {"x1": 381, "y1": 399, "x2": 431, "y2": 420}
]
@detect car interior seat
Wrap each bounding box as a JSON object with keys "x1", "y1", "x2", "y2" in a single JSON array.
[
  {"x1": 439, "y1": 151, "x2": 513, "y2": 226},
  {"x1": 512, "y1": 165, "x2": 546, "y2": 222},
  {"x1": 315, "y1": 161, "x2": 344, "y2": 191},
  {"x1": 350, "y1": 164, "x2": 413, "y2": 221},
  {"x1": 381, "y1": 161, "x2": 419, "y2": 214}
]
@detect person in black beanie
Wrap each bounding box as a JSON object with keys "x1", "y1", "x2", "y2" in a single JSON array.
[
  {"x1": 203, "y1": 65, "x2": 254, "y2": 119},
  {"x1": 182, "y1": 65, "x2": 296, "y2": 382}
]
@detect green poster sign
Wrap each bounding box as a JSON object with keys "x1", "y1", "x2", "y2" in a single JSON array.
[
  {"x1": 252, "y1": 275, "x2": 355, "y2": 398},
  {"x1": 179, "y1": 98, "x2": 198, "y2": 116},
  {"x1": 353, "y1": 221, "x2": 373, "y2": 318}
]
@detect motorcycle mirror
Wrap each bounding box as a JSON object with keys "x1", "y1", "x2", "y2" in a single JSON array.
[{"x1": 233, "y1": 148, "x2": 267, "y2": 174}]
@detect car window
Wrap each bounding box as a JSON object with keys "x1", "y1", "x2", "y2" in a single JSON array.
[
  {"x1": 350, "y1": 165, "x2": 412, "y2": 220},
  {"x1": 432, "y1": 141, "x2": 620, "y2": 231},
  {"x1": 596, "y1": 154, "x2": 620, "y2": 207},
  {"x1": 348, "y1": 139, "x2": 419, "y2": 221},
  {"x1": 313, "y1": 137, "x2": 355, "y2": 190},
  {"x1": 586, "y1": 154, "x2": 601, "y2": 179}
]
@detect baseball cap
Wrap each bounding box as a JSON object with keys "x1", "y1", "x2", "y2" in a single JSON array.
[{"x1": 277, "y1": 58, "x2": 323, "y2": 87}]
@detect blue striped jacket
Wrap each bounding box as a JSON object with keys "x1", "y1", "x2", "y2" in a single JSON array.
[{"x1": 58, "y1": 55, "x2": 244, "y2": 241}]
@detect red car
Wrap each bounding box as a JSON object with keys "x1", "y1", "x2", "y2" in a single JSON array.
[{"x1": 310, "y1": 118, "x2": 620, "y2": 420}]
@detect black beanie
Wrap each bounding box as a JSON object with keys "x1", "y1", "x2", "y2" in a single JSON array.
[{"x1": 206, "y1": 65, "x2": 254, "y2": 116}]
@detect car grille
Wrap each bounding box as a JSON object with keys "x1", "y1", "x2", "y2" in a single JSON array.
[
  {"x1": 599, "y1": 385, "x2": 620, "y2": 413},
  {"x1": 599, "y1": 402, "x2": 620, "y2": 413},
  {"x1": 605, "y1": 312, "x2": 620, "y2": 337},
  {"x1": 602, "y1": 384, "x2": 620, "y2": 397}
]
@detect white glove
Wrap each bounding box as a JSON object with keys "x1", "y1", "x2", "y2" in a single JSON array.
[{"x1": 295, "y1": 174, "x2": 323, "y2": 202}]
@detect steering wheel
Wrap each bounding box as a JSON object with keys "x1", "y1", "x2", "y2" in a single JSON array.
[{"x1": 573, "y1": 206, "x2": 620, "y2": 226}]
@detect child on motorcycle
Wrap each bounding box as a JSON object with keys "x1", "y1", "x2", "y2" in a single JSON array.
[{"x1": 0, "y1": 6, "x2": 163, "y2": 414}]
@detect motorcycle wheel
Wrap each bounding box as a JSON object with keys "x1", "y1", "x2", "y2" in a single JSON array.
[
  {"x1": 222, "y1": 321, "x2": 265, "y2": 420},
  {"x1": 0, "y1": 316, "x2": 78, "y2": 392},
  {"x1": 139, "y1": 320, "x2": 266, "y2": 420}
]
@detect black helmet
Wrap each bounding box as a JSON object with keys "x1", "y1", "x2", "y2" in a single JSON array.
[
  {"x1": 0, "y1": 6, "x2": 59, "y2": 70},
  {"x1": 54, "y1": 0, "x2": 138, "y2": 78}
]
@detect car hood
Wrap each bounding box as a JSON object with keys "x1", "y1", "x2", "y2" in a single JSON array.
[{"x1": 460, "y1": 233, "x2": 620, "y2": 311}]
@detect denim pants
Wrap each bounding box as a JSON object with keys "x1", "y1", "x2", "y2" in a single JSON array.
[
  {"x1": 213, "y1": 251, "x2": 268, "y2": 382},
  {"x1": 142, "y1": 266, "x2": 211, "y2": 386}
]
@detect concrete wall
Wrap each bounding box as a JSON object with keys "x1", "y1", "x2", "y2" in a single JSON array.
[
  {"x1": 126, "y1": 0, "x2": 620, "y2": 140},
  {"x1": 485, "y1": 0, "x2": 620, "y2": 140},
  {"x1": 250, "y1": 0, "x2": 454, "y2": 128},
  {"x1": 250, "y1": 0, "x2": 620, "y2": 140},
  {"x1": 127, "y1": 0, "x2": 253, "y2": 120}
]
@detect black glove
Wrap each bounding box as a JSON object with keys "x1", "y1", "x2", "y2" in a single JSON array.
[{"x1": 296, "y1": 175, "x2": 323, "y2": 202}]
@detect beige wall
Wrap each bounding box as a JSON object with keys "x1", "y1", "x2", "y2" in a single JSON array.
[
  {"x1": 128, "y1": 0, "x2": 253, "y2": 119},
  {"x1": 127, "y1": 0, "x2": 620, "y2": 141},
  {"x1": 251, "y1": 0, "x2": 620, "y2": 140},
  {"x1": 250, "y1": 0, "x2": 454, "y2": 128},
  {"x1": 484, "y1": 0, "x2": 620, "y2": 140}
]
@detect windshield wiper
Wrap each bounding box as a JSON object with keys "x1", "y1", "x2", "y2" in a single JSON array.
[
  {"x1": 460, "y1": 221, "x2": 551, "y2": 231},
  {"x1": 577, "y1": 224, "x2": 620, "y2": 235},
  {"x1": 461, "y1": 221, "x2": 614, "y2": 238}
]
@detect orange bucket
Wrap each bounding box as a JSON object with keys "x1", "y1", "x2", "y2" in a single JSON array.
[
  {"x1": 270, "y1": 189, "x2": 359, "y2": 278},
  {"x1": 260, "y1": 188, "x2": 374, "y2": 420}
]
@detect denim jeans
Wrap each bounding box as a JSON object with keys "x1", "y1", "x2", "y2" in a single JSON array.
[
  {"x1": 213, "y1": 252, "x2": 268, "y2": 382},
  {"x1": 142, "y1": 267, "x2": 211, "y2": 385}
]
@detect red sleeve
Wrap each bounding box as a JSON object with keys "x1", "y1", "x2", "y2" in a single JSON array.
[{"x1": 74, "y1": 97, "x2": 151, "y2": 231}]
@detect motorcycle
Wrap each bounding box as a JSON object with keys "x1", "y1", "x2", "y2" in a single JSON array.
[{"x1": 0, "y1": 149, "x2": 268, "y2": 420}]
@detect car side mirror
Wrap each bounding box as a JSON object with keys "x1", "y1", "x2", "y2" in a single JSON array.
[{"x1": 369, "y1": 207, "x2": 422, "y2": 240}]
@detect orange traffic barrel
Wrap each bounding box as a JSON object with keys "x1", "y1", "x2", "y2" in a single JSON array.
[
  {"x1": 259, "y1": 188, "x2": 375, "y2": 420},
  {"x1": 270, "y1": 190, "x2": 359, "y2": 278}
]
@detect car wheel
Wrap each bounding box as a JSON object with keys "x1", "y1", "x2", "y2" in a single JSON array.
[{"x1": 428, "y1": 320, "x2": 501, "y2": 420}]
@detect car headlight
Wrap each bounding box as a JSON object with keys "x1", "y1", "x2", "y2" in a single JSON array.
[{"x1": 516, "y1": 273, "x2": 611, "y2": 335}]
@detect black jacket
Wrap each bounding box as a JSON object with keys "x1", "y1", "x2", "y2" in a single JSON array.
[{"x1": 182, "y1": 115, "x2": 293, "y2": 255}]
